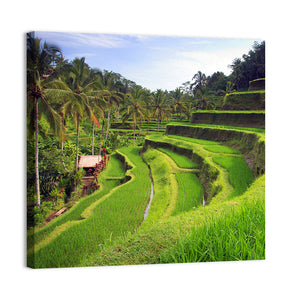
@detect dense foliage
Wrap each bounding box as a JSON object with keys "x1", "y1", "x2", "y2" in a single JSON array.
[{"x1": 27, "y1": 32, "x2": 264, "y2": 228}]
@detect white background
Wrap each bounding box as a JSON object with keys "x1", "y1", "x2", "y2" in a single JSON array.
[{"x1": 1, "y1": 0, "x2": 299, "y2": 299}]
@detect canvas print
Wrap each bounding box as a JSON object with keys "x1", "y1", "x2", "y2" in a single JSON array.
[{"x1": 26, "y1": 31, "x2": 265, "y2": 268}]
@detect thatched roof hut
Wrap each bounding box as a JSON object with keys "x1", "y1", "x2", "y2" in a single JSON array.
[{"x1": 78, "y1": 155, "x2": 102, "y2": 169}]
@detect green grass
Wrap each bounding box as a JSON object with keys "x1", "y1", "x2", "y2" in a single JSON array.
[
  {"x1": 146, "y1": 133, "x2": 253, "y2": 203},
  {"x1": 103, "y1": 153, "x2": 126, "y2": 178},
  {"x1": 166, "y1": 135, "x2": 220, "y2": 145},
  {"x1": 142, "y1": 148, "x2": 174, "y2": 224},
  {"x1": 78, "y1": 173, "x2": 265, "y2": 267},
  {"x1": 212, "y1": 155, "x2": 253, "y2": 198},
  {"x1": 167, "y1": 122, "x2": 265, "y2": 134},
  {"x1": 157, "y1": 148, "x2": 199, "y2": 169},
  {"x1": 203, "y1": 145, "x2": 241, "y2": 154},
  {"x1": 28, "y1": 147, "x2": 151, "y2": 268},
  {"x1": 160, "y1": 175, "x2": 265, "y2": 263},
  {"x1": 27, "y1": 179, "x2": 120, "y2": 251},
  {"x1": 172, "y1": 173, "x2": 204, "y2": 216},
  {"x1": 167, "y1": 134, "x2": 242, "y2": 154},
  {"x1": 29, "y1": 121, "x2": 264, "y2": 268}
]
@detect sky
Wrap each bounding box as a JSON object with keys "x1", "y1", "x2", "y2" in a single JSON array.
[{"x1": 35, "y1": 31, "x2": 262, "y2": 92}]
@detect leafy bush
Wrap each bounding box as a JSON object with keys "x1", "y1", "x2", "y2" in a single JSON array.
[
  {"x1": 32, "y1": 200, "x2": 54, "y2": 226},
  {"x1": 33, "y1": 207, "x2": 44, "y2": 226}
]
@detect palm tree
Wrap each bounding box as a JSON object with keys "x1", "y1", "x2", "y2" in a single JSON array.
[
  {"x1": 225, "y1": 81, "x2": 236, "y2": 94},
  {"x1": 46, "y1": 58, "x2": 101, "y2": 169},
  {"x1": 194, "y1": 87, "x2": 215, "y2": 110},
  {"x1": 144, "y1": 109, "x2": 152, "y2": 136},
  {"x1": 104, "y1": 90, "x2": 123, "y2": 139},
  {"x1": 190, "y1": 71, "x2": 207, "y2": 96},
  {"x1": 152, "y1": 89, "x2": 169, "y2": 133},
  {"x1": 167, "y1": 88, "x2": 187, "y2": 120},
  {"x1": 87, "y1": 92, "x2": 106, "y2": 155},
  {"x1": 94, "y1": 70, "x2": 123, "y2": 140},
  {"x1": 121, "y1": 87, "x2": 147, "y2": 146},
  {"x1": 27, "y1": 32, "x2": 62, "y2": 208}
]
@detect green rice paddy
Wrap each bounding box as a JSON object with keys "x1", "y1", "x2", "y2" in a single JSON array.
[
  {"x1": 212, "y1": 155, "x2": 253, "y2": 198},
  {"x1": 172, "y1": 173, "x2": 204, "y2": 215},
  {"x1": 28, "y1": 120, "x2": 264, "y2": 268},
  {"x1": 157, "y1": 147, "x2": 199, "y2": 169},
  {"x1": 160, "y1": 175, "x2": 265, "y2": 263}
]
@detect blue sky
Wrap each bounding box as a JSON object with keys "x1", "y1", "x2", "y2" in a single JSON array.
[{"x1": 36, "y1": 31, "x2": 261, "y2": 91}]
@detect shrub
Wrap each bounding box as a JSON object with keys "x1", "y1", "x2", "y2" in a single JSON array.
[{"x1": 33, "y1": 207, "x2": 44, "y2": 226}]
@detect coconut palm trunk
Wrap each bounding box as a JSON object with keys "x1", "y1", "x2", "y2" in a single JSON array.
[
  {"x1": 157, "y1": 118, "x2": 160, "y2": 133},
  {"x1": 76, "y1": 119, "x2": 80, "y2": 169},
  {"x1": 34, "y1": 97, "x2": 41, "y2": 208},
  {"x1": 99, "y1": 120, "x2": 105, "y2": 156},
  {"x1": 92, "y1": 122, "x2": 95, "y2": 155},
  {"x1": 138, "y1": 119, "x2": 141, "y2": 144},
  {"x1": 147, "y1": 119, "x2": 149, "y2": 135},
  {"x1": 105, "y1": 108, "x2": 111, "y2": 139},
  {"x1": 133, "y1": 123, "x2": 136, "y2": 146}
]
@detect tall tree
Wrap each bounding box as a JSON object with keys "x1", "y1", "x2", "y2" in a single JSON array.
[
  {"x1": 190, "y1": 71, "x2": 207, "y2": 96},
  {"x1": 167, "y1": 88, "x2": 187, "y2": 120},
  {"x1": 206, "y1": 71, "x2": 228, "y2": 92},
  {"x1": 46, "y1": 58, "x2": 101, "y2": 169},
  {"x1": 94, "y1": 70, "x2": 123, "y2": 140},
  {"x1": 27, "y1": 32, "x2": 62, "y2": 207},
  {"x1": 152, "y1": 89, "x2": 169, "y2": 133},
  {"x1": 229, "y1": 41, "x2": 265, "y2": 90},
  {"x1": 121, "y1": 87, "x2": 147, "y2": 146},
  {"x1": 194, "y1": 86, "x2": 215, "y2": 110}
]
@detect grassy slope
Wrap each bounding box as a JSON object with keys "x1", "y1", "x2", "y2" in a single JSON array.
[
  {"x1": 167, "y1": 122, "x2": 265, "y2": 136},
  {"x1": 79, "y1": 172, "x2": 264, "y2": 266},
  {"x1": 29, "y1": 123, "x2": 264, "y2": 268},
  {"x1": 28, "y1": 147, "x2": 151, "y2": 268},
  {"x1": 172, "y1": 173, "x2": 204, "y2": 215},
  {"x1": 27, "y1": 156, "x2": 125, "y2": 252},
  {"x1": 79, "y1": 135, "x2": 260, "y2": 266},
  {"x1": 160, "y1": 175, "x2": 265, "y2": 263},
  {"x1": 212, "y1": 155, "x2": 254, "y2": 198},
  {"x1": 157, "y1": 147, "x2": 199, "y2": 168}
]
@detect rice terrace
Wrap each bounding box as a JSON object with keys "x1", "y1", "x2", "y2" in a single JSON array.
[{"x1": 27, "y1": 32, "x2": 265, "y2": 268}]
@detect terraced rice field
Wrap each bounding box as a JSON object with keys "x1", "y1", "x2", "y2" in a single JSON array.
[
  {"x1": 172, "y1": 173, "x2": 204, "y2": 215},
  {"x1": 28, "y1": 122, "x2": 264, "y2": 268},
  {"x1": 28, "y1": 147, "x2": 151, "y2": 268},
  {"x1": 157, "y1": 147, "x2": 199, "y2": 168}
]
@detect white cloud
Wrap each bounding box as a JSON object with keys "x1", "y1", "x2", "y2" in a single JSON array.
[
  {"x1": 123, "y1": 45, "x2": 253, "y2": 91},
  {"x1": 36, "y1": 31, "x2": 129, "y2": 48},
  {"x1": 177, "y1": 46, "x2": 253, "y2": 76}
]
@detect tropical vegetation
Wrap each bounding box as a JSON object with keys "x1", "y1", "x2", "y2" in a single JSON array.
[{"x1": 27, "y1": 32, "x2": 265, "y2": 269}]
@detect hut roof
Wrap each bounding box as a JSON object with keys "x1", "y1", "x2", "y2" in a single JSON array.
[{"x1": 78, "y1": 155, "x2": 102, "y2": 168}]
